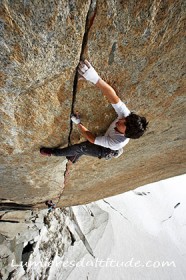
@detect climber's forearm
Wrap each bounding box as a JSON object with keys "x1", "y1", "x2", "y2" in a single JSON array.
[
  {"x1": 78, "y1": 61, "x2": 120, "y2": 104},
  {"x1": 95, "y1": 78, "x2": 120, "y2": 104},
  {"x1": 78, "y1": 123, "x2": 95, "y2": 143}
]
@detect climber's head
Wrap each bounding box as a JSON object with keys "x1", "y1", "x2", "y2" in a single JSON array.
[{"x1": 124, "y1": 113, "x2": 148, "y2": 139}]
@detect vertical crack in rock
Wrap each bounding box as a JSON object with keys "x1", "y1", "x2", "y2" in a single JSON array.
[
  {"x1": 54, "y1": 1, "x2": 97, "y2": 207},
  {"x1": 68, "y1": 0, "x2": 97, "y2": 146},
  {"x1": 0, "y1": 2, "x2": 98, "y2": 211}
]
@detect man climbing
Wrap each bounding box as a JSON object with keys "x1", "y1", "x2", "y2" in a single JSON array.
[{"x1": 40, "y1": 60, "x2": 148, "y2": 163}]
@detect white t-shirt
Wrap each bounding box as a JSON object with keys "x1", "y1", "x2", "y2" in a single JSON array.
[{"x1": 94, "y1": 100, "x2": 131, "y2": 150}]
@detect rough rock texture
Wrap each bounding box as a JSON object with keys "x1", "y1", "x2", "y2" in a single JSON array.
[
  {"x1": 0, "y1": 204, "x2": 108, "y2": 280},
  {"x1": 0, "y1": 209, "x2": 47, "y2": 279},
  {"x1": 59, "y1": 0, "x2": 186, "y2": 206},
  {"x1": 0, "y1": 0, "x2": 185, "y2": 208},
  {"x1": 0, "y1": 0, "x2": 91, "y2": 205}
]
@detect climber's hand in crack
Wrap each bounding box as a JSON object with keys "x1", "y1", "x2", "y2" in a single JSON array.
[
  {"x1": 71, "y1": 113, "x2": 81, "y2": 124},
  {"x1": 78, "y1": 59, "x2": 121, "y2": 104},
  {"x1": 78, "y1": 60, "x2": 100, "y2": 84},
  {"x1": 40, "y1": 60, "x2": 148, "y2": 163},
  {"x1": 71, "y1": 113, "x2": 95, "y2": 143}
]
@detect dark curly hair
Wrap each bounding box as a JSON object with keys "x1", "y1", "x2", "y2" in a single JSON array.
[{"x1": 125, "y1": 113, "x2": 148, "y2": 139}]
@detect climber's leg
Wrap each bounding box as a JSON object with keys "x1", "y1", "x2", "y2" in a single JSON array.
[
  {"x1": 53, "y1": 141, "x2": 103, "y2": 162},
  {"x1": 40, "y1": 141, "x2": 109, "y2": 163}
]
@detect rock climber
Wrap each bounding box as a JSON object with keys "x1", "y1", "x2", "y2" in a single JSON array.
[
  {"x1": 45, "y1": 200, "x2": 56, "y2": 212},
  {"x1": 40, "y1": 60, "x2": 148, "y2": 163}
]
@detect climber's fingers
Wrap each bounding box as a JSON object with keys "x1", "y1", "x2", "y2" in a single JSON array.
[
  {"x1": 79, "y1": 61, "x2": 85, "y2": 67},
  {"x1": 78, "y1": 60, "x2": 99, "y2": 84},
  {"x1": 78, "y1": 68, "x2": 85, "y2": 76},
  {"x1": 84, "y1": 59, "x2": 91, "y2": 68},
  {"x1": 78, "y1": 75, "x2": 85, "y2": 81},
  {"x1": 78, "y1": 62, "x2": 89, "y2": 73}
]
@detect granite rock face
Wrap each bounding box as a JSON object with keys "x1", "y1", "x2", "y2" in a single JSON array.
[
  {"x1": 0, "y1": 0, "x2": 90, "y2": 205},
  {"x1": 0, "y1": 0, "x2": 185, "y2": 208},
  {"x1": 0, "y1": 205, "x2": 108, "y2": 280},
  {"x1": 0, "y1": 209, "x2": 47, "y2": 279}
]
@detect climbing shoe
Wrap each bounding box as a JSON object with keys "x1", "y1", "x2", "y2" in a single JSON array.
[{"x1": 40, "y1": 148, "x2": 54, "y2": 156}]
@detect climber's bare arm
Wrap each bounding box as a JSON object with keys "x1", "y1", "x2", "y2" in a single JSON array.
[
  {"x1": 78, "y1": 60, "x2": 120, "y2": 104},
  {"x1": 77, "y1": 123, "x2": 95, "y2": 143},
  {"x1": 95, "y1": 78, "x2": 120, "y2": 104},
  {"x1": 70, "y1": 115, "x2": 95, "y2": 143}
]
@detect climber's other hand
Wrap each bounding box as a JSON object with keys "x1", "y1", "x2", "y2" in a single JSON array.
[{"x1": 71, "y1": 114, "x2": 81, "y2": 124}]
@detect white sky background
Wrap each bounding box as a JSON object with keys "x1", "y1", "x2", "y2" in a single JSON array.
[{"x1": 67, "y1": 174, "x2": 186, "y2": 280}]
